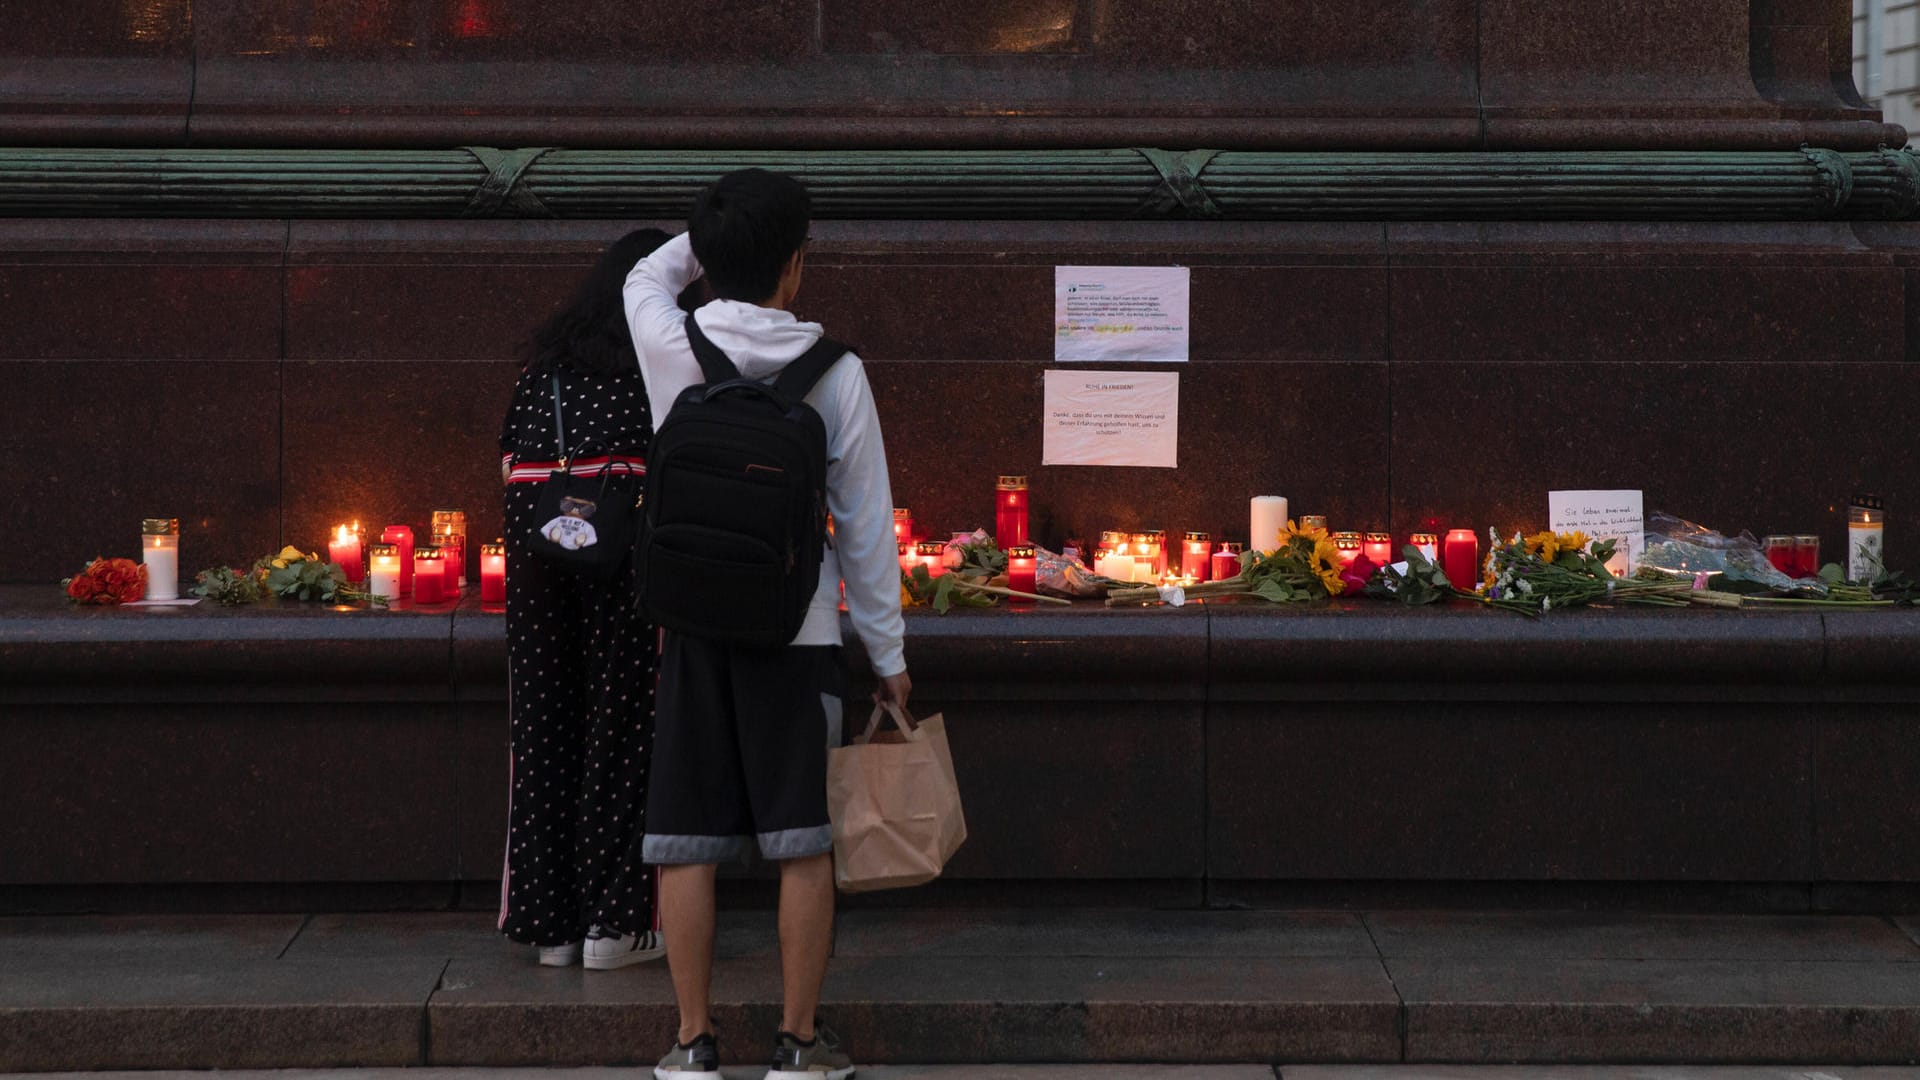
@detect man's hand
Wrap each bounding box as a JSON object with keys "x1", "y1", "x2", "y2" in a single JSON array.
[{"x1": 874, "y1": 669, "x2": 912, "y2": 711}]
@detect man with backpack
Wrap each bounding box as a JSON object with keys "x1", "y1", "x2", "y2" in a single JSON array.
[{"x1": 624, "y1": 168, "x2": 909, "y2": 1080}]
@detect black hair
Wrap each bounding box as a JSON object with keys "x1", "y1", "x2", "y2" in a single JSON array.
[
  {"x1": 688, "y1": 168, "x2": 811, "y2": 302},
  {"x1": 526, "y1": 228, "x2": 672, "y2": 376}
]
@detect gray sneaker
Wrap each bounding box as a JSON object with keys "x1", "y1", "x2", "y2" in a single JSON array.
[
  {"x1": 767, "y1": 1023, "x2": 854, "y2": 1079},
  {"x1": 654, "y1": 1032, "x2": 718, "y2": 1077}
]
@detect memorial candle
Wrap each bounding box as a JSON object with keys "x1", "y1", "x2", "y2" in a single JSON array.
[
  {"x1": 141, "y1": 518, "x2": 180, "y2": 601},
  {"x1": 995, "y1": 476, "x2": 1029, "y2": 548},
  {"x1": 1363, "y1": 531, "x2": 1393, "y2": 567},
  {"x1": 1249, "y1": 496, "x2": 1288, "y2": 553},
  {"x1": 367, "y1": 543, "x2": 402, "y2": 600},
  {"x1": 327, "y1": 521, "x2": 365, "y2": 583},
  {"x1": 412, "y1": 546, "x2": 446, "y2": 604},
  {"x1": 893, "y1": 508, "x2": 914, "y2": 545},
  {"x1": 1442, "y1": 528, "x2": 1480, "y2": 591},
  {"x1": 1007, "y1": 544, "x2": 1037, "y2": 603},
  {"x1": 1793, "y1": 534, "x2": 1822, "y2": 578},
  {"x1": 431, "y1": 509, "x2": 467, "y2": 591},
  {"x1": 1094, "y1": 536, "x2": 1133, "y2": 581},
  {"x1": 1410, "y1": 532, "x2": 1439, "y2": 562},
  {"x1": 1145, "y1": 530, "x2": 1169, "y2": 578},
  {"x1": 1211, "y1": 542, "x2": 1244, "y2": 582},
  {"x1": 480, "y1": 541, "x2": 506, "y2": 603},
  {"x1": 898, "y1": 542, "x2": 916, "y2": 573},
  {"x1": 1332, "y1": 532, "x2": 1362, "y2": 569},
  {"x1": 915, "y1": 541, "x2": 948, "y2": 578},
  {"x1": 381, "y1": 525, "x2": 415, "y2": 593},
  {"x1": 1182, "y1": 532, "x2": 1214, "y2": 582},
  {"x1": 1298, "y1": 514, "x2": 1328, "y2": 534},
  {"x1": 1763, "y1": 535, "x2": 1797, "y2": 576}
]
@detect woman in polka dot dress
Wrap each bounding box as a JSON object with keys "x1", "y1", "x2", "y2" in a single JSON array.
[{"x1": 495, "y1": 228, "x2": 680, "y2": 970}]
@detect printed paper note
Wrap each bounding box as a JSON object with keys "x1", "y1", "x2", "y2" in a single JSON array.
[
  {"x1": 1042, "y1": 370, "x2": 1179, "y2": 469},
  {"x1": 1054, "y1": 266, "x2": 1190, "y2": 363}
]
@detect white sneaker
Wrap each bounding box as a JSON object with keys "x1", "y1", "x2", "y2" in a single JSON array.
[
  {"x1": 536, "y1": 941, "x2": 582, "y2": 967},
  {"x1": 584, "y1": 927, "x2": 666, "y2": 970}
]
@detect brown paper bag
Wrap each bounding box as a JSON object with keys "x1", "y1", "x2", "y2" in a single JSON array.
[{"x1": 826, "y1": 702, "x2": 967, "y2": 893}]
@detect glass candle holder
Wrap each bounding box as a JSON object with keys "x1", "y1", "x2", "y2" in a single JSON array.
[
  {"x1": 897, "y1": 541, "x2": 917, "y2": 573},
  {"x1": 1006, "y1": 544, "x2": 1037, "y2": 603},
  {"x1": 1182, "y1": 531, "x2": 1214, "y2": 582},
  {"x1": 1095, "y1": 537, "x2": 1133, "y2": 582},
  {"x1": 1763, "y1": 535, "x2": 1798, "y2": 576},
  {"x1": 1145, "y1": 529, "x2": 1168, "y2": 578},
  {"x1": 480, "y1": 541, "x2": 507, "y2": 603},
  {"x1": 915, "y1": 541, "x2": 948, "y2": 578},
  {"x1": 995, "y1": 475, "x2": 1029, "y2": 548},
  {"x1": 1442, "y1": 528, "x2": 1480, "y2": 591},
  {"x1": 1848, "y1": 493, "x2": 1885, "y2": 582},
  {"x1": 368, "y1": 543, "x2": 402, "y2": 600},
  {"x1": 892, "y1": 508, "x2": 914, "y2": 545},
  {"x1": 1129, "y1": 532, "x2": 1162, "y2": 582},
  {"x1": 327, "y1": 521, "x2": 365, "y2": 584},
  {"x1": 1332, "y1": 531, "x2": 1363, "y2": 569},
  {"x1": 431, "y1": 509, "x2": 468, "y2": 590},
  {"x1": 381, "y1": 525, "x2": 415, "y2": 593},
  {"x1": 1211, "y1": 541, "x2": 1244, "y2": 582},
  {"x1": 1410, "y1": 532, "x2": 1439, "y2": 562},
  {"x1": 141, "y1": 518, "x2": 180, "y2": 601},
  {"x1": 1362, "y1": 531, "x2": 1393, "y2": 567},
  {"x1": 1298, "y1": 514, "x2": 1328, "y2": 535},
  {"x1": 1793, "y1": 534, "x2": 1821, "y2": 578},
  {"x1": 412, "y1": 546, "x2": 446, "y2": 604}
]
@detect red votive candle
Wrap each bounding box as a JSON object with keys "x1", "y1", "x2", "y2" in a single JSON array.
[
  {"x1": 1145, "y1": 530, "x2": 1168, "y2": 578},
  {"x1": 1442, "y1": 528, "x2": 1480, "y2": 590},
  {"x1": 1793, "y1": 534, "x2": 1821, "y2": 578},
  {"x1": 1763, "y1": 535, "x2": 1797, "y2": 576},
  {"x1": 893, "y1": 508, "x2": 914, "y2": 545},
  {"x1": 412, "y1": 546, "x2": 446, "y2": 604},
  {"x1": 1363, "y1": 531, "x2": 1393, "y2": 567},
  {"x1": 995, "y1": 475, "x2": 1029, "y2": 548},
  {"x1": 1332, "y1": 531, "x2": 1362, "y2": 569},
  {"x1": 1007, "y1": 544, "x2": 1037, "y2": 603},
  {"x1": 327, "y1": 521, "x2": 365, "y2": 583},
  {"x1": 480, "y1": 541, "x2": 506, "y2": 603},
  {"x1": 1410, "y1": 532, "x2": 1439, "y2": 563},
  {"x1": 898, "y1": 541, "x2": 917, "y2": 573},
  {"x1": 1211, "y1": 542, "x2": 1244, "y2": 582},
  {"x1": 915, "y1": 541, "x2": 948, "y2": 578},
  {"x1": 381, "y1": 525, "x2": 415, "y2": 593},
  {"x1": 1182, "y1": 532, "x2": 1214, "y2": 582}
]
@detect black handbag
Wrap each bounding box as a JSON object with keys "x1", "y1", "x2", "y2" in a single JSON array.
[{"x1": 525, "y1": 372, "x2": 643, "y2": 578}]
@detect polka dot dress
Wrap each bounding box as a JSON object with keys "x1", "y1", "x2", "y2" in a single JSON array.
[{"x1": 497, "y1": 363, "x2": 660, "y2": 947}]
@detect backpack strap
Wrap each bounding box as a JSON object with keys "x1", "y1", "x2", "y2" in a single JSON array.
[
  {"x1": 682, "y1": 313, "x2": 741, "y2": 384},
  {"x1": 772, "y1": 336, "x2": 850, "y2": 400}
]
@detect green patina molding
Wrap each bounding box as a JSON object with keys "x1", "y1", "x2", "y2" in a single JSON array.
[{"x1": 0, "y1": 147, "x2": 1913, "y2": 220}]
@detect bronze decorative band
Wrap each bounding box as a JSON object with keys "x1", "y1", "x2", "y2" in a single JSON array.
[{"x1": 0, "y1": 147, "x2": 1912, "y2": 221}]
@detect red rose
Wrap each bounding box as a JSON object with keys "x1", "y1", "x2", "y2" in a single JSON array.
[
  {"x1": 1340, "y1": 552, "x2": 1379, "y2": 595},
  {"x1": 66, "y1": 572, "x2": 98, "y2": 602}
]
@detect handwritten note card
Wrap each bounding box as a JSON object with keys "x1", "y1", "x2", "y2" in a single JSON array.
[
  {"x1": 1054, "y1": 266, "x2": 1190, "y2": 363},
  {"x1": 1042, "y1": 370, "x2": 1179, "y2": 469},
  {"x1": 1548, "y1": 489, "x2": 1645, "y2": 575}
]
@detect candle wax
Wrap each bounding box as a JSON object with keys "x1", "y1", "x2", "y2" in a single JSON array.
[
  {"x1": 480, "y1": 555, "x2": 507, "y2": 603},
  {"x1": 995, "y1": 489, "x2": 1029, "y2": 548},
  {"x1": 1363, "y1": 540, "x2": 1393, "y2": 566},
  {"x1": 369, "y1": 562, "x2": 402, "y2": 601},
  {"x1": 1442, "y1": 530, "x2": 1480, "y2": 591},
  {"x1": 412, "y1": 561, "x2": 445, "y2": 603},
  {"x1": 142, "y1": 543, "x2": 179, "y2": 601},
  {"x1": 1211, "y1": 549, "x2": 1241, "y2": 581},
  {"x1": 328, "y1": 531, "x2": 364, "y2": 583},
  {"x1": 1008, "y1": 559, "x2": 1037, "y2": 602}
]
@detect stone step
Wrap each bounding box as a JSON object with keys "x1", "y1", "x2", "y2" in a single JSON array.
[{"x1": 3, "y1": 910, "x2": 1919, "y2": 1071}]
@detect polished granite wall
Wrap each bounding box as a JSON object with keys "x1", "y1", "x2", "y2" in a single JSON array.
[
  {"x1": 0, "y1": 0, "x2": 1897, "y2": 149},
  {"x1": 1, "y1": 217, "x2": 1913, "y2": 585}
]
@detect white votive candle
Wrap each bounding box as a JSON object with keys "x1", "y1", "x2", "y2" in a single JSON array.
[
  {"x1": 1249, "y1": 496, "x2": 1289, "y2": 554},
  {"x1": 141, "y1": 518, "x2": 179, "y2": 600},
  {"x1": 367, "y1": 543, "x2": 402, "y2": 601}
]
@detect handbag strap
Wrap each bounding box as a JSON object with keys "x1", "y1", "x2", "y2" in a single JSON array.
[
  {"x1": 856, "y1": 701, "x2": 923, "y2": 745},
  {"x1": 550, "y1": 372, "x2": 569, "y2": 462}
]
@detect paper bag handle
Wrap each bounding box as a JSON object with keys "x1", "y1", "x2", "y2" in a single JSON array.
[{"x1": 856, "y1": 701, "x2": 923, "y2": 745}]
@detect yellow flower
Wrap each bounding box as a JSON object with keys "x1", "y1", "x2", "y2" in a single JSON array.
[
  {"x1": 1310, "y1": 537, "x2": 1346, "y2": 595},
  {"x1": 1557, "y1": 530, "x2": 1591, "y2": 554},
  {"x1": 1526, "y1": 530, "x2": 1559, "y2": 564},
  {"x1": 1286, "y1": 518, "x2": 1328, "y2": 544},
  {"x1": 900, "y1": 582, "x2": 917, "y2": 607}
]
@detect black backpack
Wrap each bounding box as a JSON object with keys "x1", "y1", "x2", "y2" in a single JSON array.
[{"x1": 633, "y1": 313, "x2": 849, "y2": 646}]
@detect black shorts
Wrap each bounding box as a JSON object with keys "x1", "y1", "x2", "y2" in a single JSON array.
[{"x1": 641, "y1": 633, "x2": 846, "y2": 865}]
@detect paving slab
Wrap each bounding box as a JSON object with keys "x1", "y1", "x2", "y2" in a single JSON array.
[
  {"x1": 429, "y1": 952, "x2": 1399, "y2": 1066},
  {"x1": 1366, "y1": 912, "x2": 1920, "y2": 962},
  {"x1": 1282, "y1": 1060, "x2": 1920, "y2": 1068},
  {"x1": 0, "y1": 955, "x2": 442, "y2": 1071},
  {"x1": 832, "y1": 909, "x2": 1377, "y2": 958},
  {"x1": 1393, "y1": 958, "x2": 1920, "y2": 1063},
  {"x1": 0, "y1": 913, "x2": 304, "y2": 963},
  {"x1": 1285, "y1": 1069, "x2": 1920, "y2": 1079}
]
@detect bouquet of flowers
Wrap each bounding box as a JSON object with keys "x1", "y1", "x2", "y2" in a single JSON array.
[
  {"x1": 191, "y1": 566, "x2": 265, "y2": 606},
  {"x1": 1469, "y1": 529, "x2": 1696, "y2": 615},
  {"x1": 1106, "y1": 518, "x2": 1349, "y2": 606},
  {"x1": 189, "y1": 546, "x2": 386, "y2": 606},
  {"x1": 62, "y1": 557, "x2": 148, "y2": 605}
]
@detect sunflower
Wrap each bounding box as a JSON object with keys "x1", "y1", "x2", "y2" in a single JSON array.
[
  {"x1": 1525, "y1": 530, "x2": 1560, "y2": 564},
  {"x1": 1556, "y1": 530, "x2": 1591, "y2": 554},
  {"x1": 1286, "y1": 518, "x2": 1329, "y2": 544},
  {"x1": 1310, "y1": 537, "x2": 1346, "y2": 595}
]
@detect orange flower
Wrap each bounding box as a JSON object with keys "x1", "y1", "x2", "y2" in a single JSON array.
[{"x1": 1526, "y1": 530, "x2": 1560, "y2": 564}]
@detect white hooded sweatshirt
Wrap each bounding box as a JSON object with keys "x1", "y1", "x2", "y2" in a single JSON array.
[{"x1": 623, "y1": 233, "x2": 906, "y2": 677}]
